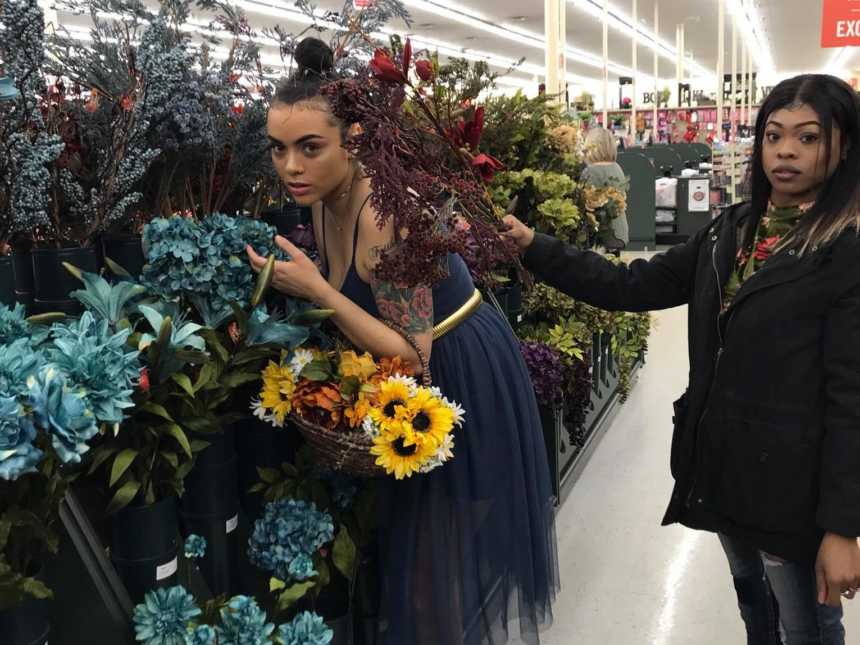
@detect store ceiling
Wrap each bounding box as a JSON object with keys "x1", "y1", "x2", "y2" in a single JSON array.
[{"x1": 48, "y1": 0, "x2": 844, "y2": 93}]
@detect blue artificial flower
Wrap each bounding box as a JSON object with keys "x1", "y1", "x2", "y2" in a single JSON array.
[
  {"x1": 248, "y1": 499, "x2": 334, "y2": 582},
  {"x1": 184, "y1": 624, "x2": 216, "y2": 645},
  {"x1": 184, "y1": 534, "x2": 207, "y2": 560},
  {"x1": 0, "y1": 303, "x2": 32, "y2": 344},
  {"x1": 0, "y1": 338, "x2": 46, "y2": 398},
  {"x1": 277, "y1": 611, "x2": 333, "y2": 645},
  {"x1": 27, "y1": 365, "x2": 98, "y2": 464},
  {"x1": 70, "y1": 269, "x2": 147, "y2": 326},
  {"x1": 49, "y1": 312, "x2": 141, "y2": 426},
  {"x1": 0, "y1": 395, "x2": 42, "y2": 481},
  {"x1": 215, "y1": 595, "x2": 275, "y2": 645},
  {"x1": 287, "y1": 553, "x2": 316, "y2": 581},
  {"x1": 245, "y1": 306, "x2": 311, "y2": 349},
  {"x1": 133, "y1": 585, "x2": 201, "y2": 645},
  {"x1": 142, "y1": 217, "x2": 217, "y2": 299}
]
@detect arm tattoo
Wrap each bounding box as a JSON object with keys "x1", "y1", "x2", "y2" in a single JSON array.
[{"x1": 369, "y1": 246, "x2": 434, "y2": 334}]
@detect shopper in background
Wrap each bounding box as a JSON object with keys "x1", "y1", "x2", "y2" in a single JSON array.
[
  {"x1": 582, "y1": 127, "x2": 630, "y2": 252},
  {"x1": 246, "y1": 37, "x2": 558, "y2": 645},
  {"x1": 504, "y1": 74, "x2": 860, "y2": 645}
]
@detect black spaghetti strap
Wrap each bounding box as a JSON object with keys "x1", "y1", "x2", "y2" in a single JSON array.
[
  {"x1": 349, "y1": 193, "x2": 374, "y2": 270},
  {"x1": 321, "y1": 205, "x2": 329, "y2": 276}
]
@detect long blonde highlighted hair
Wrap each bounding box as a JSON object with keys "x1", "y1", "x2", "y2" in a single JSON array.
[{"x1": 584, "y1": 127, "x2": 618, "y2": 164}]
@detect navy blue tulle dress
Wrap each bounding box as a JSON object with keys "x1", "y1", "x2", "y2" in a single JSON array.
[{"x1": 322, "y1": 214, "x2": 559, "y2": 645}]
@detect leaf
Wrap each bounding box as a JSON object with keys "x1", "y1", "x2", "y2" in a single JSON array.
[
  {"x1": 290, "y1": 309, "x2": 335, "y2": 325},
  {"x1": 248, "y1": 483, "x2": 266, "y2": 493},
  {"x1": 190, "y1": 440, "x2": 210, "y2": 453},
  {"x1": 172, "y1": 373, "x2": 195, "y2": 397},
  {"x1": 257, "y1": 467, "x2": 280, "y2": 484},
  {"x1": 26, "y1": 312, "x2": 67, "y2": 325},
  {"x1": 250, "y1": 255, "x2": 276, "y2": 308},
  {"x1": 221, "y1": 371, "x2": 262, "y2": 388},
  {"x1": 332, "y1": 525, "x2": 357, "y2": 581},
  {"x1": 276, "y1": 580, "x2": 316, "y2": 612},
  {"x1": 200, "y1": 329, "x2": 229, "y2": 363},
  {"x1": 159, "y1": 451, "x2": 179, "y2": 468},
  {"x1": 166, "y1": 423, "x2": 192, "y2": 458},
  {"x1": 269, "y1": 577, "x2": 286, "y2": 592},
  {"x1": 140, "y1": 402, "x2": 174, "y2": 422},
  {"x1": 20, "y1": 576, "x2": 53, "y2": 600},
  {"x1": 61, "y1": 261, "x2": 84, "y2": 282},
  {"x1": 194, "y1": 362, "x2": 221, "y2": 393},
  {"x1": 340, "y1": 376, "x2": 361, "y2": 398},
  {"x1": 104, "y1": 256, "x2": 133, "y2": 278},
  {"x1": 88, "y1": 446, "x2": 119, "y2": 475},
  {"x1": 106, "y1": 480, "x2": 142, "y2": 514},
  {"x1": 109, "y1": 449, "x2": 138, "y2": 487}
]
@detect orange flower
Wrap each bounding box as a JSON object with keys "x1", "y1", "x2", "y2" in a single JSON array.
[
  {"x1": 291, "y1": 379, "x2": 344, "y2": 430},
  {"x1": 344, "y1": 393, "x2": 373, "y2": 429},
  {"x1": 375, "y1": 356, "x2": 414, "y2": 382},
  {"x1": 338, "y1": 350, "x2": 377, "y2": 381}
]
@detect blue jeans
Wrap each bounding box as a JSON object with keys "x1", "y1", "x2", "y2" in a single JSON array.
[{"x1": 719, "y1": 533, "x2": 845, "y2": 645}]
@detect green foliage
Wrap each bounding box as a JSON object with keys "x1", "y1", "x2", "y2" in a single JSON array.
[{"x1": 480, "y1": 92, "x2": 565, "y2": 171}]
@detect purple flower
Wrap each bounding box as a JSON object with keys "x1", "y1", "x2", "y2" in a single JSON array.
[{"x1": 519, "y1": 341, "x2": 566, "y2": 407}]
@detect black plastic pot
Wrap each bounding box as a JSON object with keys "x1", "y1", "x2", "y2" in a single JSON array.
[
  {"x1": 31, "y1": 247, "x2": 98, "y2": 315},
  {"x1": 180, "y1": 428, "x2": 240, "y2": 596},
  {"x1": 352, "y1": 554, "x2": 380, "y2": 645},
  {"x1": 0, "y1": 596, "x2": 50, "y2": 645},
  {"x1": 261, "y1": 205, "x2": 312, "y2": 237},
  {"x1": 0, "y1": 255, "x2": 15, "y2": 307},
  {"x1": 101, "y1": 234, "x2": 145, "y2": 279},
  {"x1": 328, "y1": 613, "x2": 354, "y2": 645},
  {"x1": 11, "y1": 252, "x2": 34, "y2": 309},
  {"x1": 236, "y1": 419, "x2": 297, "y2": 519},
  {"x1": 111, "y1": 496, "x2": 180, "y2": 603}
]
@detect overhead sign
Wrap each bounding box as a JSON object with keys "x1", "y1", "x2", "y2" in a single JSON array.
[{"x1": 821, "y1": 0, "x2": 860, "y2": 48}]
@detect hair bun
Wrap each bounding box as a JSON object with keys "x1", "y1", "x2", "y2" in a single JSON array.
[{"x1": 294, "y1": 37, "x2": 334, "y2": 78}]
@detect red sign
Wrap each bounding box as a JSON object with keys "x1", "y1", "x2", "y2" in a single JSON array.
[
  {"x1": 822, "y1": 0, "x2": 860, "y2": 48},
  {"x1": 353, "y1": 0, "x2": 375, "y2": 8}
]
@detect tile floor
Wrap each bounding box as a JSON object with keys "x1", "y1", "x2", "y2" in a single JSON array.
[{"x1": 541, "y1": 301, "x2": 860, "y2": 645}]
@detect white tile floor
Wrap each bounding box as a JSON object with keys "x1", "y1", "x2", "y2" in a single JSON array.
[{"x1": 543, "y1": 302, "x2": 860, "y2": 645}]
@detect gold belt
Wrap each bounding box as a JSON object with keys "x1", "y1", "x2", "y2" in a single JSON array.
[{"x1": 432, "y1": 289, "x2": 483, "y2": 340}]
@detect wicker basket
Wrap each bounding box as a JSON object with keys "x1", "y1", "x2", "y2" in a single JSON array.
[{"x1": 293, "y1": 321, "x2": 432, "y2": 477}]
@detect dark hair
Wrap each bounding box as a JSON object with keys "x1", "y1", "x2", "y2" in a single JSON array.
[
  {"x1": 274, "y1": 37, "x2": 335, "y2": 106},
  {"x1": 750, "y1": 74, "x2": 860, "y2": 251}
]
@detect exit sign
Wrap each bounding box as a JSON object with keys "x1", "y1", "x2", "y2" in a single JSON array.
[{"x1": 822, "y1": 0, "x2": 860, "y2": 47}]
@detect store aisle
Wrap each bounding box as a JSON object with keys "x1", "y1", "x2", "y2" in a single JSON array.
[{"x1": 543, "y1": 299, "x2": 860, "y2": 645}]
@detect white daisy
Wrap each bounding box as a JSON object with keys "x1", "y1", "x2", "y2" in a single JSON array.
[
  {"x1": 362, "y1": 416, "x2": 380, "y2": 439},
  {"x1": 288, "y1": 348, "x2": 315, "y2": 380},
  {"x1": 445, "y1": 399, "x2": 466, "y2": 427},
  {"x1": 388, "y1": 373, "x2": 418, "y2": 393},
  {"x1": 436, "y1": 433, "x2": 455, "y2": 462}
]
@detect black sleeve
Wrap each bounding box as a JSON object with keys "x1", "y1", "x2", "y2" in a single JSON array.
[
  {"x1": 817, "y1": 279, "x2": 860, "y2": 538},
  {"x1": 522, "y1": 225, "x2": 710, "y2": 312}
]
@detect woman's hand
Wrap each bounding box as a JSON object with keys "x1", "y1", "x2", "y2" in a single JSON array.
[
  {"x1": 246, "y1": 235, "x2": 331, "y2": 303},
  {"x1": 816, "y1": 532, "x2": 860, "y2": 606},
  {"x1": 501, "y1": 214, "x2": 535, "y2": 253}
]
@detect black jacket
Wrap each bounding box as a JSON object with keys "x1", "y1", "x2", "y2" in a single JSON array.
[{"x1": 524, "y1": 203, "x2": 860, "y2": 561}]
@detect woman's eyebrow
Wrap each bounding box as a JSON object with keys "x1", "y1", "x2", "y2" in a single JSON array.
[{"x1": 268, "y1": 134, "x2": 324, "y2": 146}]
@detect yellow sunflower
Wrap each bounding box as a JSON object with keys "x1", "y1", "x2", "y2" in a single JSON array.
[
  {"x1": 368, "y1": 379, "x2": 412, "y2": 433},
  {"x1": 259, "y1": 361, "x2": 295, "y2": 425},
  {"x1": 370, "y1": 426, "x2": 437, "y2": 480},
  {"x1": 397, "y1": 387, "x2": 454, "y2": 449}
]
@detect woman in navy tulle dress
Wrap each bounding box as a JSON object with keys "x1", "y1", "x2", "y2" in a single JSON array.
[{"x1": 246, "y1": 38, "x2": 558, "y2": 645}]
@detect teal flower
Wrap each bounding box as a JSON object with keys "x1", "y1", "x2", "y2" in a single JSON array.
[
  {"x1": 277, "y1": 612, "x2": 333, "y2": 645},
  {"x1": 133, "y1": 585, "x2": 201, "y2": 645},
  {"x1": 0, "y1": 338, "x2": 46, "y2": 397},
  {"x1": 0, "y1": 303, "x2": 32, "y2": 344},
  {"x1": 27, "y1": 365, "x2": 98, "y2": 464},
  {"x1": 185, "y1": 624, "x2": 216, "y2": 645},
  {"x1": 49, "y1": 312, "x2": 141, "y2": 426},
  {"x1": 137, "y1": 305, "x2": 206, "y2": 354},
  {"x1": 216, "y1": 595, "x2": 275, "y2": 645},
  {"x1": 184, "y1": 534, "x2": 207, "y2": 560},
  {"x1": 70, "y1": 269, "x2": 146, "y2": 326},
  {"x1": 245, "y1": 307, "x2": 310, "y2": 349},
  {"x1": 0, "y1": 395, "x2": 42, "y2": 480},
  {"x1": 248, "y1": 499, "x2": 334, "y2": 582}
]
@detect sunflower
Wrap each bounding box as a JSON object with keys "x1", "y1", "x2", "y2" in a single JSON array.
[
  {"x1": 398, "y1": 387, "x2": 454, "y2": 449},
  {"x1": 368, "y1": 379, "x2": 413, "y2": 432},
  {"x1": 259, "y1": 361, "x2": 296, "y2": 426},
  {"x1": 370, "y1": 426, "x2": 438, "y2": 480}
]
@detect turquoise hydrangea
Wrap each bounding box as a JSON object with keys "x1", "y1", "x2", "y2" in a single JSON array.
[
  {"x1": 0, "y1": 303, "x2": 33, "y2": 345},
  {"x1": 26, "y1": 365, "x2": 98, "y2": 464},
  {"x1": 183, "y1": 534, "x2": 207, "y2": 560},
  {"x1": 133, "y1": 585, "x2": 201, "y2": 645},
  {"x1": 184, "y1": 624, "x2": 216, "y2": 645},
  {"x1": 247, "y1": 499, "x2": 334, "y2": 582},
  {"x1": 0, "y1": 395, "x2": 42, "y2": 481},
  {"x1": 48, "y1": 312, "x2": 141, "y2": 426},
  {"x1": 215, "y1": 595, "x2": 275, "y2": 645},
  {"x1": 277, "y1": 612, "x2": 333, "y2": 645}
]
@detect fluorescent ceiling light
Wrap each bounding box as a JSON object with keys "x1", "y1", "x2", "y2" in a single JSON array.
[
  {"x1": 567, "y1": 0, "x2": 714, "y2": 79},
  {"x1": 725, "y1": 0, "x2": 774, "y2": 74}
]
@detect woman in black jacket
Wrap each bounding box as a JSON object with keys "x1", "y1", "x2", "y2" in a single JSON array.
[{"x1": 504, "y1": 74, "x2": 860, "y2": 645}]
